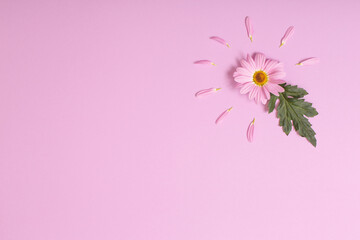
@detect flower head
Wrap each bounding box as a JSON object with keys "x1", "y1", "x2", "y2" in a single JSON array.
[{"x1": 233, "y1": 53, "x2": 286, "y2": 104}]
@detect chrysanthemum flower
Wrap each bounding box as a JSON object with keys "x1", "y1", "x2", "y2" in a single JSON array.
[{"x1": 233, "y1": 53, "x2": 286, "y2": 104}]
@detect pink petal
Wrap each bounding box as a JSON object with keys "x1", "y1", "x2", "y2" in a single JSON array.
[
  {"x1": 296, "y1": 57, "x2": 320, "y2": 66},
  {"x1": 240, "y1": 82, "x2": 255, "y2": 94},
  {"x1": 215, "y1": 107, "x2": 233, "y2": 125},
  {"x1": 210, "y1": 36, "x2": 230, "y2": 48},
  {"x1": 195, "y1": 88, "x2": 221, "y2": 97},
  {"x1": 234, "y1": 75, "x2": 252, "y2": 84},
  {"x1": 240, "y1": 58, "x2": 255, "y2": 72},
  {"x1": 280, "y1": 26, "x2": 295, "y2": 47},
  {"x1": 255, "y1": 88, "x2": 262, "y2": 104},
  {"x1": 260, "y1": 87, "x2": 268, "y2": 104},
  {"x1": 235, "y1": 67, "x2": 252, "y2": 77},
  {"x1": 233, "y1": 72, "x2": 241, "y2": 78},
  {"x1": 269, "y1": 79, "x2": 286, "y2": 84},
  {"x1": 263, "y1": 59, "x2": 279, "y2": 73},
  {"x1": 245, "y1": 16, "x2": 253, "y2": 42},
  {"x1": 254, "y1": 53, "x2": 266, "y2": 69},
  {"x1": 266, "y1": 83, "x2": 285, "y2": 96},
  {"x1": 235, "y1": 82, "x2": 243, "y2": 88},
  {"x1": 268, "y1": 71, "x2": 286, "y2": 80},
  {"x1": 267, "y1": 62, "x2": 284, "y2": 74},
  {"x1": 261, "y1": 93, "x2": 268, "y2": 104},
  {"x1": 247, "y1": 54, "x2": 256, "y2": 70},
  {"x1": 194, "y1": 60, "x2": 216, "y2": 66},
  {"x1": 249, "y1": 86, "x2": 259, "y2": 100},
  {"x1": 262, "y1": 86, "x2": 270, "y2": 100},
  {"x1": 247, "y1": 118, "x2": 255, "y2": 142}
]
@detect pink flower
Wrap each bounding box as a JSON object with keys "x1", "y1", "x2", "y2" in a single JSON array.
[
  {"x1": 195, "y1": 88, "x2": 221, "y2": 97},
  {"x1": 247, "y1": 118, "x2": 255, "y2": 142},
  {"x1": 233, "y1": 53, "x2": 286, "y2": 104}
]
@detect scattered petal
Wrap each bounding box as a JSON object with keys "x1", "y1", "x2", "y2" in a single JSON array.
[
  {"x1": 296, "y1": 57, "x2": 320, "y2": 66},
  {"x1": 279, "y1": 26, "x2": 294, "y2": 47},
  {"x1": 195, "y1": 88, "x2": 221, "y2": 98},
  {"x1": 245, "y1": 16, "x2": 253, "y2": 42},
  {"x1": 215, "y1": 107, "x2": 233, "y2": 125},
  {"x1": 210, "y1": 36, "x2": 230, "y2": 48},
  {"x1": 194, "y1": 60, "x2": 216, "y2": 66},
  {"x1": 247, "y1": 118, "x2": 255, "y2": 142}
]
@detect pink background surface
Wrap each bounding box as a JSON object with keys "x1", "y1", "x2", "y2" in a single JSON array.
[{"x1": 1, "y1": 0, "x2": 360, "y2": 239}]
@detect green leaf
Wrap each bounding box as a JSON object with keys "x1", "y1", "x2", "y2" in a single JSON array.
[
  {"x1": 268, "y1": 94, "x2": 278, "y2": 113},
  {"x1": 268, "y1": 84, "x2": 318, "y2": 147},
  {"x1": 277, "y1": 94, "x2": 293, "y2": 135},
  {"x1": 294, "y1": 115, "x2": 317, "y2": 147},
  {"x1": 287, "y1": 98, "x2": 318, "y2": 117},
  {"x1": 282, "y1": 84, "x2": 308, "y2": 98}
]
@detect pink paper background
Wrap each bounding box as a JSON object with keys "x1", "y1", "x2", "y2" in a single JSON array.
[{"x1": 1, "y1": 0, "x2": 360, "y2": 239}]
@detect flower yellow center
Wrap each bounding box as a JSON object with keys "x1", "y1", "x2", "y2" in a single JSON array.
[{"x1": 253, "y1": 70, "x2": 268, "y2": 86}]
